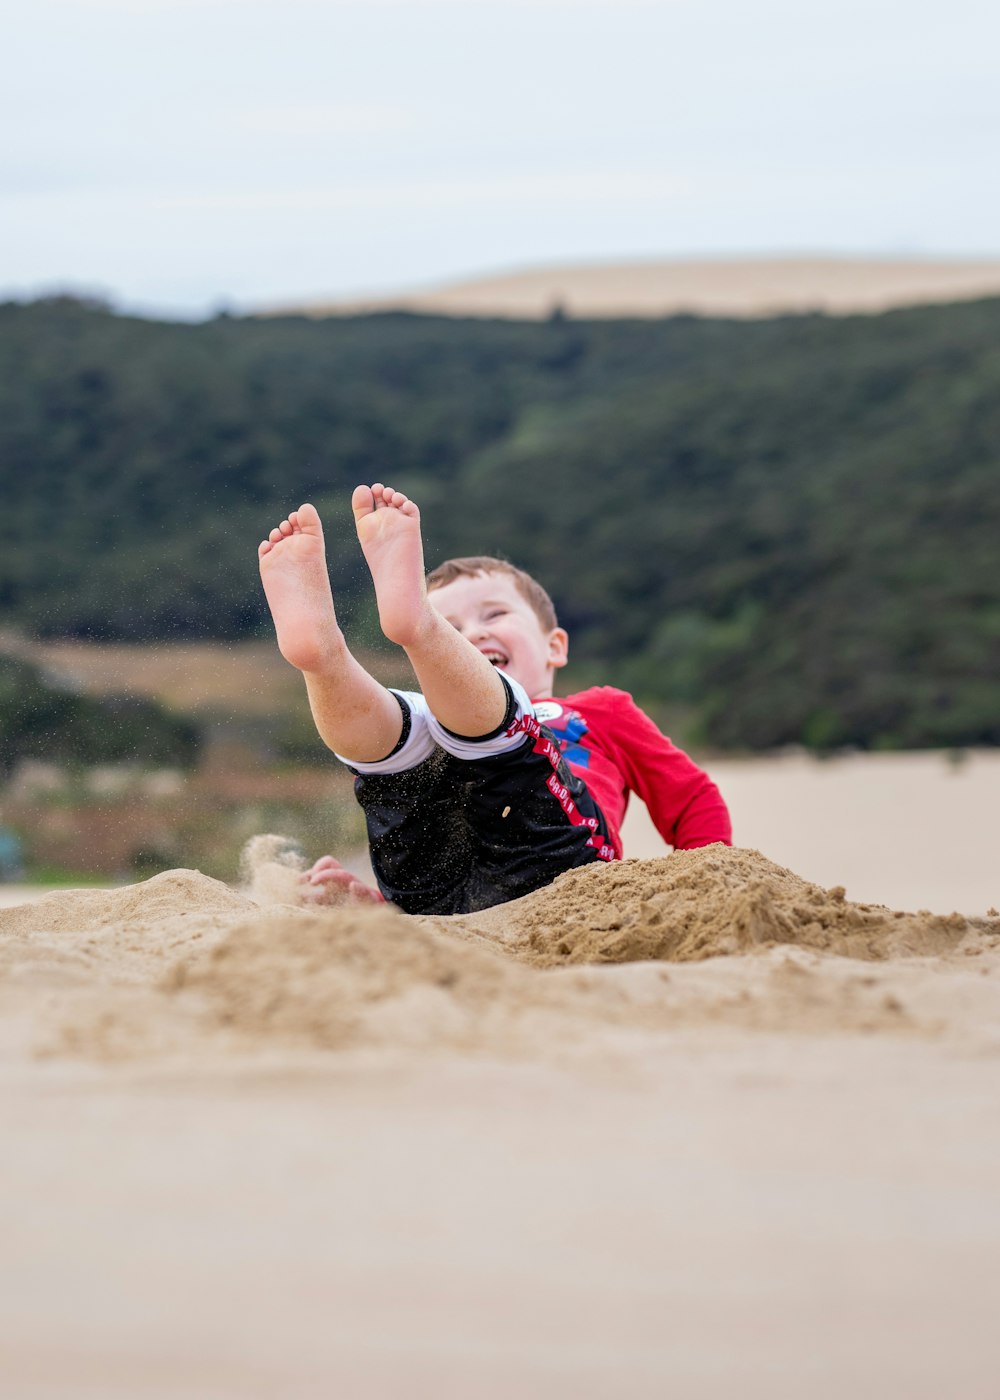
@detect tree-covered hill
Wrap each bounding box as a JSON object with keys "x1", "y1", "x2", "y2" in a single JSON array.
[{"x1": 2, "y1": 295, "x2": 998, "y2": 750}]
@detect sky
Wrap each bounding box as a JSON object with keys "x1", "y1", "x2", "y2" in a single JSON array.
[{"x1": 3, "y1": 0, "x2": 1000, "y2": 318}]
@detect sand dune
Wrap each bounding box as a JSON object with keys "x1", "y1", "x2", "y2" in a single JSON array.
[
  {"x1": 277, "y1": 257, "x2": 1000, "y2": 321},
  {"x1": 2, "y1": 842, "x2": 1000, "y2": 1396},
  {"x1": 6, "y1": 847, "x2": 991, "y2": 1060}
]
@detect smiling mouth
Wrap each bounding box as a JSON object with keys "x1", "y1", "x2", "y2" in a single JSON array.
[{"x1": 481, "y1": 650, "x2": 509, "y2": 668}]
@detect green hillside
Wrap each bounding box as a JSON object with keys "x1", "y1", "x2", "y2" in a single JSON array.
[
  {"x1": 2, "y1": 295, "x2": 999, "y2": 750},
  {"x1": 0, "y1": 654, "x2": 199, "y2": 775}
]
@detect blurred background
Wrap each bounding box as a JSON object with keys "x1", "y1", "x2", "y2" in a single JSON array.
[{"x1": 2, "y1": 0, "x2": 999, "y2": 909}]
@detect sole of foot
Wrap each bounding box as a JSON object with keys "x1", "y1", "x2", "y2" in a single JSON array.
[
  {"x1": 258, "y1": 503, "x2": 342, "y2": 672},
  {"x1": 352, "y1": 483, "x2": 429, "y2": 648}
]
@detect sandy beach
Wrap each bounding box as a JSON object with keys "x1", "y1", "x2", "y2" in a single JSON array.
[{"x1": 2, "y1": 791, "x2": 999, "y2": 1398}]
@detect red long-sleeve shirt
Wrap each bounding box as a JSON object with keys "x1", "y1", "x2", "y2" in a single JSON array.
[{"x1": 531, "y1": 686, "x2": 732, "y2": 858}]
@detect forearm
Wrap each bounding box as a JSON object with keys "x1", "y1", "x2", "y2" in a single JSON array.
[{"x1": 670, "y1": 780, "x2": 733, "y2": 849}]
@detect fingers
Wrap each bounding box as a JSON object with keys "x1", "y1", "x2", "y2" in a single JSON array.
[
  {"x1": 349, "y1": 880, "x2": 385, "y2": 904},
  {"x1": 299, "y1": 856, "x2": 384, "y2": 905},
  {"x1": 306, "y1": 855, "x2": 340, "y2": 875},
  {"x1": 303, "y1": 866, "x2": 355, "y2": 889},
  {"x1": 301, "y1": 874, "x2": 384, "y2": 906}
]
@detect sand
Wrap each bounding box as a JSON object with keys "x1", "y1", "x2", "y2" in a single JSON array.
[
  {"x1": 283, "y1": 256, "x2": 1000, "y2": 321},
  {"x1": 3, "y1": 835, "x2": 1000, "y2": 1398},
  {"x1": 623, "y1": 748, "x2": 1000, "y2": 916}
]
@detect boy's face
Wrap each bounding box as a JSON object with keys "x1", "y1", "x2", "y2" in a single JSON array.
[{"x1": 428, "y1": 571, "x2": 568, "y2": 698}]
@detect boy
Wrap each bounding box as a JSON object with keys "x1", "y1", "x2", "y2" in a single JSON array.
[{"x1": 258, "y1": 484, "x2": 731, "y2": 915}]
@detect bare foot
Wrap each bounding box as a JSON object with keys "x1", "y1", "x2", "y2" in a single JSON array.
[
  {"x1": 258, "y1": 503, "x2": 343, "y2": 673},
  {"x1": 353, "y1": 483, "x2": 507, "y2": 737},
  {"x1": 351, "y1": 484, "x2": 430, "y2": 647}
]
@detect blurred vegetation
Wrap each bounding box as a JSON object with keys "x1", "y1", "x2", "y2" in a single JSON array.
[
  {"x1": 2, "y1": 294, "x2": 999, "y2": 751},
  {"x1": 0, "y1": 745, "x2": 364, "y2": 882},
  {"x1": 0, "y1": 654, "x2": 199, "y2": 775}
]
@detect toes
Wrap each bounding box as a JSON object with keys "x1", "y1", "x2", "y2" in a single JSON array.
[
  {"x1": 261, "y1": 505, "x2": 323, "y2": 552},
  {"x1": 385, "y1": 489, "x2": 417, "y2": 516},
  {"x1": 352, "y1": 483, "x2": 418, "y2": 521},
  {"x1": 351, "y1": 484, "x2": 376, "y2": 519},
  {"x1": 258, "y1": 541, "x2": 271, "y2": 557}
]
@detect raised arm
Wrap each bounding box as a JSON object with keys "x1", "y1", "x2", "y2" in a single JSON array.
[{"x1": 605, "y1": 693, "x2": 732, "y2": 849}]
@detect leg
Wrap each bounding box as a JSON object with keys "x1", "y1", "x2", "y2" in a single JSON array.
[
  {"x1": 258, "y1": 503, "x2": 403, "y2": 763},
  {"x1": 352, "y1": 483, "x2": 508, "y2": 738}
]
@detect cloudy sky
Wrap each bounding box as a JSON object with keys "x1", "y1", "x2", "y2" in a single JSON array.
[{"x1": 3, "y1": 0, "x2": 999, "y2": 317}]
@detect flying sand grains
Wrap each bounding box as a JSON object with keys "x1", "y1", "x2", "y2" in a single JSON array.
[{"x1": 239, "y1": 833, "x2": 309, "y2": 906}]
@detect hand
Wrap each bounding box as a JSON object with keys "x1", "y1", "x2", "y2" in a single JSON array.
[{"x1": 301, "y1": 854, "x2": 385, "y2": 905}]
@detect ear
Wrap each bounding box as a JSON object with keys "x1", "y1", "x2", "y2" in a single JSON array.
[{"x1": 547, "y1": 627, "x2": 569, "y2": 670}]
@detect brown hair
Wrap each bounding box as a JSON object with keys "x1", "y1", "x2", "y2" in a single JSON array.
[{"x1": 426, "y1": 556, "x2": 559, "y2": 632}]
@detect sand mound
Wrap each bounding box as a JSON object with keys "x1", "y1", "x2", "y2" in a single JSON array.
[
  {"x1": 5, "y1": 843, "x2": 998, "y2": 1061},
  {"x1": 0, "y1": 868, "x2": 252, "y2": 939},
  {"x1": 167, "y1": 904, "x2": 534, "y2": 1052},
  {"x1": 460, "y1": 845, "x2": 977, "y2": 966},
  {"x1": 0, "y1": 869, "x2": 265, "y2": 1011}
]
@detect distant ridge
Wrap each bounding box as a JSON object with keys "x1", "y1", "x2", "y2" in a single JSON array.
[{"x1": 272, "y1": 256, "x2": 1000, "y2": 321}]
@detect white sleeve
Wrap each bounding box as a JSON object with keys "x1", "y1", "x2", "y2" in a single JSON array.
[
  {"x1": 335, "y1": 690, "x2": 436, "y2": 775},
  {"x1": 336, "y1": 672, "x2": 534, "y2": 774},
  {"x1": 423, "y1": 670, "x2": 534, "y2": 760}
]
